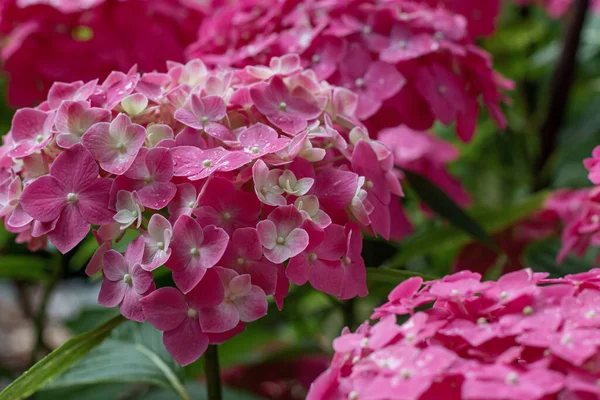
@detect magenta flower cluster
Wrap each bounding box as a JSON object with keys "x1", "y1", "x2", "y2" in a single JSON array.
[
  {"x1": 0, "y1": 56, "x2": 404, "y2": 365},
  {"x1": 188, "y1": 0, "x2": 512, "y2": 143},
  {"x1": 554, "y1": 147, "x2": 600, "y2": 263},
  {"x1": 309, "y1": 269, "x2": 600, "y2": 400},
  {"x1": 0, "y1": 0, "x2": 204, "y2": 107}
]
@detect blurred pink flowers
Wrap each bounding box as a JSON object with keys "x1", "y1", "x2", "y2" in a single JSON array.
[
  {"x1": 309, "y1": 268, "x2": 600, "y2": 399},
  {"x1": 0, "y1": 0, "x2": 205, "y2": 107},
  {"x1": 188, "y1": 0, "x2": 512, "y2": 143}
]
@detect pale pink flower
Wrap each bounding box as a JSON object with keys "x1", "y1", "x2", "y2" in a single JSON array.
[
  {"x1": 171, "y1": 146, "x2": 250, "y2": 180},
  {"x1": 82, "y1": 113, "x2": 146, "y2": 175},
  {"x1": 167, "y1": 183, "x2": 199, "y2": 221},
  {"x1": 195, "y1": 267, "x2": 268, "y2": 333},
  {"x1": 165, "y1": 215, "x2": 229, "y2": 293},
  {"x1": 278, "y1": 169, "x2": 313, "y2": 197},
  {"x1": 252, "y1": 160, "x2": 286, "y2": 206},
  {"x1": 47, "y1": 80, "x2": 97, "y2": 110},
  {"x1": 9, "y1": 108, "x2": 56, "y2": 158},
  {"x1": 110, "y1": 147, "x2": 176, "y2": 210},
  {"x1": 55, "y1": 101, "x2": 111, "y2": 149},
  {"x1": 20, "y1": 144, "x2": 113, "y2": 253},
  {"x1": 294, "y1": 195, "x2": 332, "y2": 228},
  {"x1": 120, "y1": 93, "x2": 149, "y2": 117},
  {"x1": 0, "y1": 176, "x2": 32, "y2": 230},
  {"x1": 245, "y1": 54, "x2": 303, "y2": 80},
  {"x1": 98, "y1": 237, "x2": 154, "y2": 322},
  {"x1": 238, "y1": 123, "x2": 290, "y2": 159},
  {"x1": 174, "y1": 94, "x2": 234, "y2": 141},
  {"x1": 219, "y1": 227, "x2": 279, "y2": 295},
  {"x1": 141, "y1": 286, "x2": 210, "y2": 366},
  {"x1": 113, "y1": 190, "x2": 144, "y2": 231},
  {"x1": 335, "y1": 46, "x2": 405, "y2": 120},
  {"x1": 250, "y1": 76, "x2": 322, "y2": 134},
  {"x1": 287, "y1": 223, "x2": 346, "y2": 297},
  {"x1": 256, "y1": 205, "x2": 309, "y2": 264},
  {"x1": 141, "y1": 214, "x2": 173, "y2": 271}
]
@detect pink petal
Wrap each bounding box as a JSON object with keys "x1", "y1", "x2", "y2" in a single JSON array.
[
  {"x1": 86, "y1": 241, "x2": 112, "y2": 276},
  {"x1": 256, "y1": 220, "x2": 278, "y2": 250},
  {"x1": 140, "y1": 287, "x2": 188, "y2": 331},
  {"x1": 309, "y1": 169, "x2": 358, "y2": 212},
  {"x1": 186, "y1": 268, "x2": 225, "y2": 310},
  {"x1": 285, "y1": 228, "x2": 310, "y2": 257},
  {"x1": 229, "y1": 274, "x2": 252, "y2": 297},
  {"x1": 232, "y1": 227, "x2": 263, "y2": 260},
  {"x1": 48, "y1": 204, "x2": 89, "y2": 253},
  {"x1": 286, "y1": 254, "x2": 311, "y2": 286},
  {"x1": 20, "y1": 176, "x2": 66, "y2": 222},
  {"x1": 51, "y1": 144, "x2": 101, "y2": 192},
  {"x1": 208, "y1": 322, "x2": 246, "y2": 345},
  {"x1": 268, "y1": 205, "x2": 304, "y2": 237},
  {"x1": 235, "y1": 286, "x2": 268, "y2": 322},
  {"x1": 309, "y1": 260, "x2": 344, "y2": 297},
  {"x1": 78, "y1": 178, "x2": 114, "y2": 225},
  {"x1": 172, "y1": 262, "x2": 207, "y2": 294},
  {"x1": 103, "y1": 250, "x2": 128, "y2": 281},
  {"x1": 146, "y1": 147, "x2": 174, "y2": 182},
  {"x1": 199, "y1": 302, "x2": 240, "y2": 333},
  {"x1": 137, "y1": 182, "x2": 177, "y2": 210},
  {"x1": 120, "y1": 289, "x2": 146, "y2": 322},
  {"x1": 199, "y1": 225, "x2": 230, "y2": 269},
  {"x1": 168, "y1": 215, "x2": 204, "y2": 272},
  {"x1": 163, "y1": 318, "x2": 208, "y2": 366},
  {"x1": 98, "y1": 279, "x2": 127, "y2": 308},
  {"x1": 132, "y1": 264, "x2": 154, "y2": 295}
]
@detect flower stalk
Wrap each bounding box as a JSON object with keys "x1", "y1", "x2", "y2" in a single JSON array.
[{"x1": 205, "y1": 345, "x2": 222, "y2": 400}]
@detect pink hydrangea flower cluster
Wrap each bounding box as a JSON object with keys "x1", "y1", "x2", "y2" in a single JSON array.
[
  {"x1": 555, "y1": 147, "x2": 600, "y2": 263},
  {"x1": 309, "y1": 268, "x2": 600, "y2": 400},
  {"x1": 0, "y1": 0, "x2": 205, "y2": 107},
  {"x1": 188, "y1": 0, "x2": 513, "y2": 143},
  {"x1": 0, "y1": 56, "x2": 404, "y2": 365},
  {"x1": 514, "y1": 0, "x2": 600, "y2": 18}
]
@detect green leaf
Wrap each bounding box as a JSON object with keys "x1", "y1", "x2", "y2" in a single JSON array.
[
  {"x1": 36, "y1": 384, "x2": 131, "y2": 400},
  {"x1": 404, "y1": 170, "x2": 497, "y2": 249},
  {"x1": 525, "y1": 237, "x2": 594, "y2": 278},
  {"x1": 137, "y1": 382, "x2": 260, "y2": 400},
  {"x1": 45, "y1": 321, "x2": 189, "y2": 400},
  {"x1": 0, "y1": 255, "x2": 51, "y2": 281},
  {"x1": 390, "y1": 191, "x2": 549, "y2": 265},
  {"x1": 0, "y1": 315, "x2": 126, "y2": 400}
]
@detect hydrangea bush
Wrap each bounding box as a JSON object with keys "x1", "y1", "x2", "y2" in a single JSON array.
[
  {"x1": 0, "y1": 56, "x2": 405, "y2": 365},
  {"x1": 188, "y1": 0, "x2": 512, "y2": 143},
  {"x1": 309, "y1": 268, "x2": 600, "y2": 400}
]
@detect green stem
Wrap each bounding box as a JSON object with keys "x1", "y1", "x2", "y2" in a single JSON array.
[
  {"x1": 31, "y1": 255, "x2": 61, "y2": 364},
  {"x1": 342, "y1": 299, "x2": 355, "y2": 331},
  {"x1": 205, "y1": 345, "x2": 222, "y2": 400}
]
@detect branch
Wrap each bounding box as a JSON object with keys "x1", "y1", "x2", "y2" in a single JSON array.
[{"x1": 535, "y1": 0, "x2": 590, "y2": 189}]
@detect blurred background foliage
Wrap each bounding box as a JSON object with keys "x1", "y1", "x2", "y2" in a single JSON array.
[{"x1": 1, "y1": 1, "x2": 600, "y2": 399}]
